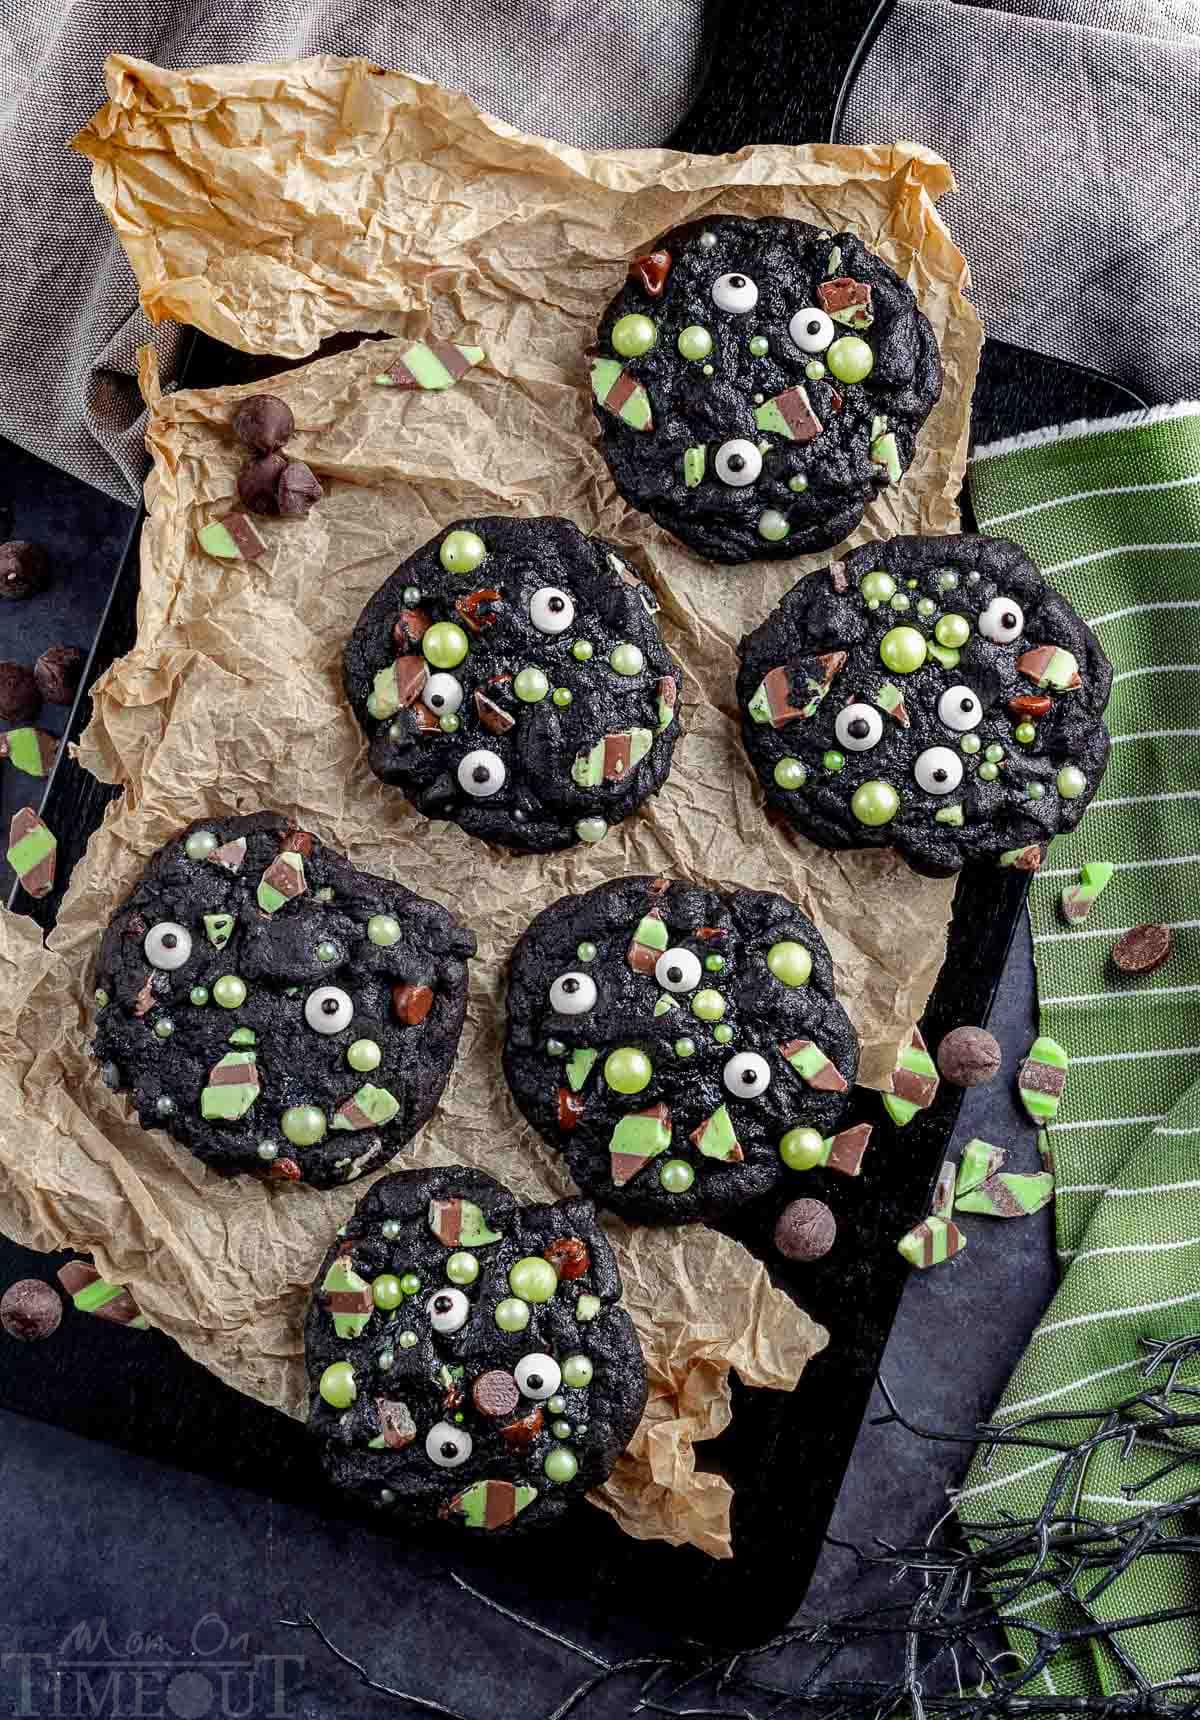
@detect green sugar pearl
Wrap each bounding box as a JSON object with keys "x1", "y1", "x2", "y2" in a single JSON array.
[
  {"x1": 153, "y1": 1018, "x2": 174, "y2": 1039},
  {"x1": 189, "y1": 986, "x2": 208, "y2": 1007},
  {"x1": 758, "y1": 510, "x2": 791, "y2": 543},
  {"x1": 936, "y1": 569, "x2": 959, "y2": 591},
  {"x1": 702, "y1": 363, "x2": 715, "y2": 377},
  {"x1": 823, "y1": 750, "x2": 846, "y2": 772},
  {"x1": 704, "y1": 954, "x2": 725, "y2": 973},
  {"x1": 851, "y1": 780, "x2": 900, "y2": 827},
  {"x1": 381, "y1": 1219, "x2": 402, "y2": 1240},
  {"x1": 1057, "y1": 766, "x2": 1087, "y2": 799},
  {"x1": 367, "y1": 914, "x2": 401, "y2": 946},
  {"x1": 677, "y1": 325, "x2": 713, "y2": 361},
  {"x1": 889, "y1": 592, "x2": 910, "y2": 612},
  {"x1": 495, "y1": 1297, "x2": 531, "y2": 1333},
  {"x1": 508, "y1": 1256, "x2": 558, "y2": 1303},
  {"x1": 1026, "y1": 782, "x2": 1046, "y2": 800},
  {"x1": 604, "y1": 1046, "x2": 653, "y2": 1093},
  {"x1": 213, "y1": 974, "x2": 247, "y2": 1009},
  {"x1": 674, "y1": 1037, "x2": 696, "y2": 1059},
  {"x1": 916, "y1": 598, "x2": 937, "y2": 618},
  {"x1": 659, "y1": 1158, "x2": 695, "y2": 1194},
  {"x1": 399, "y1": 1272, "x2": 422, "y2": 1296},
  {"x1": 774, "y1": 757, "x2": 807, "y2": 790},
  {"x1": 423, "y1": 622, "x2": 469, "y2": 669},
  {"x1": 861, "y1": 570, "x2": 896, "y2": 603},
  {"x1": 316, "y1": 940, "x2": 339, "y2": 963},
  {"x1": 713, "y1": 1024, "x2": 733, "y2": 1044},
  {"x1": 446, "y1": 1251, "x2": 478, "y2": 1286},
  {"x1": 319, "y1": 1362, "x2": 356, "y2": 1409},
  {"x1": 402, "y1": 585, "x2": 421, "y2": 605},
  {"x1": 1015, "y1": 722, "x2": 1037, "y2": 745},
  {"x1": 780, "y1": 1126, "x2": 824, "y2": 1171},
  {"x1": 372, "y1": 1274, "x2": 404, "y2": 1311},
  {"x1": 348, "y1": 1038, "x2": 382, "y2": 1073},
  {"x1": 612, "y1": 313, "x2": 657, "y2": 357},
  {"x1": 767, "y1": 940, "x2": 812, "y2": 987},
  {"x1": 547, "y1": 1394, "x2": 567, "y2": 1416},
  {"x1": 960, "y1": 734, "x2": 982, "y2": 755},
  {"x1": 879, "y1": 626, "x2": 927, "y2": 674},
  {"x1": 977, "y1": 762, "x2": 999, "y2": 782},
  {"x1": 609, "y1": 642, "x2": 645, "y2": 676},
  {"x1": 552, "y1": 687, "x2": 573, "y2": 708},
  {"x1": 440, "y1": 713, "x2": 460, "y2": 733},
  {"x1": 571, "y1": 639, "x2": 594, "y2": 662},
  {"x1": 376, "y1": 1348, "x2": 394, "y2": 1370},
  {"x1": 281, "y1": 1104, "x2": 326, "y2": 1146},
  {"x1": 439, "y1": 530, "x2": 486, "y2": 575},
  {"x1": 691, "y1": 989, "x2": 725, "y2": 1022},
  {"x1": 788, "y1": 475, "x2": 809, "y2": 494},
  {"x1": 256, "y1": 1141, "x2": 278, "y2": 1161},
  {"x1": 562, "y1": 1354, "x2": 594, "y2": 1388},
  {"x1": 398, "y1": 1330, "x2": 418, "y2": 1349},
  {"x1": 575, "y1": 817, "x2": 608, "y2": 845},
  {"x1": 184, "y1": 829, "x2": 218, "y2": 861},
  {"x1": 985, "y1": 743, "x2": 1005, "y2": 763},
  {"x1": 749, "y1": 334, "x2": 769, "y2": 357},
  {"x1": 544, "y1": 1447, "x2": 578, "y2": 1484},
  {"x1": 935, "y1": 613, "x2": 970, "y2": 649},
  {"x1": 826, "y1": 335, "x2": 874, "y2": 383},
  {"x1": 804, "y1": 360, "x2": 826, "y2": 381},
  {"x1": 514, "y1": 666, "x2": 549, "y2": 703},
  {"x1": 552, "y1": 1420, "x2": 572, "y2": 1440},
  {"x1": 576, "y1": 941, "x2": 597, "y2": 962}
]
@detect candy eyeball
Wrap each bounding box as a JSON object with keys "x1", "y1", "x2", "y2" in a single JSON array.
[
  {"x1": 427, "y1": 1289, "x2": 470, "y2": 1334},
  {"x1": 711, "y1": 272, "x2": 759, "y2": 314},
  {"x1": 834, "y1": 703, "x2": 883, "y2": 752},
  {"x1": 549, "y1": 972, "x2": 597, "y2": 1015},
  {"x1": 937, "y1": 686, "x2": 984, "y2": 732},
  {"x1": 788, "y1": 307, "x2": 834, "y2": 354},
  {"x1": 304, "y1": 986, "x2": 354, "y2": 1034},
  {"x1": 655, "y1": 947, "x2": 702, "y2": 993},
  {"x1": 425, "y1": 1421, "x2": 472, "y2": 1468},
  {"x1": 457, "y1": 750, "x2": 505, "y2": 799},
  {"x1": 723, "y1": 1051, "x2": 771, "y2": 1098},
  {"x1": 714, "y1": 439, "x2": 763, "y2": 487},
  {"x1": 514, "y1": 1353, "x2": 562, "y2": 1400},
  {"x1": 979, "y1": 596, "x2": 1025, "y2": 643},
  {"x1": 529, "y1": 587, "x2": 575, "y2": 635},
  {"x1": 913, "y1": 747, "x2": 964, "y2": 795},
  {"x1": 144, "y1": 922, "x2": 192, "y2": 971},
  {"x1": 422, "y1": 673, "x2": 463, "y2": 716}
]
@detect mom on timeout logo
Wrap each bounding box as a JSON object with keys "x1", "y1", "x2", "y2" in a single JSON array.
[{"x1": 1, "y1": 1613, "x2": 304, "y2": 1719}]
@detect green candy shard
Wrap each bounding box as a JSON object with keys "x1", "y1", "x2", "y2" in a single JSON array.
[
  {"x1": 748, "y1": 680, "x2": 773, "y2": 725},
  {"x1": 934, "y1": 803, "x2": 964, "y2": 827},
  {"x1": 931, "y1": 1159, "x2": 956, "y2": 1220},
  {"x1": 653, "y1": 994, "x2": 677, "y2": 1017},
  {"x1": 870, "y1": 413, "x2": 888, "y2": 440},
  {"x1": 3, "y1": 728, "x2": 56, "y2": 778},
  {"x1": 690, "y1": 1104, "x2": 742, "y2": 1162},
  {"x1": 565, "y1": 1048, "x2": 598, "y2": 1092},
  {"x1": 591, "y1": 358, "x2": 653, "y2": 431},
  {"x1": 870, "y1": 430, "x2": 902, "y2": 484},
  {"x1": 448, "y1": 1478, "x2": 537, "y2": 1529},
  {"x1": 956, "y1": 1171, "x2": 1055, "y2": 1219},
  {"x1": 754, "y1": 386, "x2": 822, "y2": 443},
  {"x1": 571, "y1": 728, "x2": 653, "y2": 787},
  {"x1": 1061, "y1": 861, "x2": 1115, "y2": 924},
  {"x1": 1018, "y1": 1036, "x2": 1069, "y2": 1122},
  {"x1": 825, "y1": 245, "x2": 842, "y2": 276},
  {"x1": 955, "y1": 1138, "x2": 1006, "y2": 1196},
  {"x1": 204, "y1": 912, "x2": 235, "y2": 950},
  {"x1": 369, "y1": 663, "x2": 402, "y2": 720},
  {"x1": 873, "y1": 682, "x2": 909, "y2": 726},
  {"x1": 897, "y1": 1215, "x2": 966, "y2": 1269},
  {"x1": 332, "y1": 1084, "x2": 401, "y2": 1132},
  {"x1": 200, "y1": 1050, "x2": 260, "y2": 1122},
  {"x1": 197, "y1": 521, "x2": 241, "y2": 560},
  {"x1": 7, "y1": 810, "x2": 56, "y2": 897},
  {"x1": 883, "y1": 1028, "x2": 938, "y2": 1127},
  {"x1": 634, "y1": 913, "x2": 669, "y2": 952},
  {"x1": 322, "y1": 1255, "x2": 374, "y2": 1340},
  {"x1": 683, "y1": 445, "x2": 706, "y2": 487},
  {"x1": 927, "y1": 642, "x2": 961, "y2": 669},
  {"x1": 228, "y1": 1027, "x2": 257, "y2": 1046},
  {"x1": 575, "y1": 1294, "x2": 601, "y2": 1322},
  {"x1": 609, "y1": 1104, "x2": 672, "y2": 1186},
  {"x1": 376, "y1": 340, "x2": 485, "y2": 391},
  {"x1": 428, "y1": 1197, "x2": 502, "y2": 1247},
  {"x1": 1017, "y1": 644, "x2": 1081, "y2": 691},
  {"x1": 257, "y1": 849, "x2": 305, "y2": 914}
]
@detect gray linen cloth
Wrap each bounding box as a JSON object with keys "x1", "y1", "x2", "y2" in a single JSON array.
[
  {"x1": 840, "y1": 0, "x2": 1200, "y2": 405},
  {"x1": 0, "y1": 1, "x2": 705, "y2": 504}
]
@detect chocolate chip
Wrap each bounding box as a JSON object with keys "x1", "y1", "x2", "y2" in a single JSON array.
[
  {"x1": 471, "y1": 1368, "x2": 520, "y2": 1419},
  {"x1": 0, "y1": 661, "x2": 41, "y2": 722},
  {"x1": 1, "y1": 1278, "x2": 62, "y2": 1341},
  {"x1": 276, "y1": 460, "x2": 323, "y2": 519},
  {"x1": 232, "y1": 394, "x2": 294, "y2": 454},
  {"x1": 774, "y1": 1197, "x2": 837, "y2": 1262},
  {"x1": 936, "y1": 1025, "x2": 1002, "y2": 1088},
  {"x1": 237, "y1": 452, "x2": 288, "y2": 516},
  {"x1": 0, "y1": 542, "x2": 50, "y2": 601},
  {"x1": 1112, "y1": 922, "x2": 1172, "y2": 976},
  {"x1": 34, "y1": 644, "x2": 84, "y2": 705}
]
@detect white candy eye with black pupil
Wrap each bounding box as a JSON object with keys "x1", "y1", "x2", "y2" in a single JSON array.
[
  {"x1": 655, "y1": 947, "x2": 702, "y2": 993},
  {"x1": 422, "y1": 672, "x2": 463, "y2": 715},
  {"x1": 711, "y1": 273, "x2": 759, "y2": 314},
  {"x1": 723, "y1": 1051, "x2": 771, "y2": 1098},
  {"x1": 914, "y1": 747, "x2": 964, "y2": 795},
  {"x1": 457, "y1": 749, "x2": 505, "y2": 798},
  {"x1": 937, "y1": 686, "x2": 983, "y2": 732},
  {"x1": 144, "y1": 922, "x2": 192, "y2": 970},
  {"x1": 788, "y1": 307, "x2": 834, "y2": 353},
  {"x1": 834, "y1": 703, "x2": 883, "y2": 751},
  {"x1": 514, "y1": 1353, "x2": 562, "y2": 1400},
  {"x1": 714, "y1": 439, "x2": 762, "y2": 487},
  {"x1": 529, "y1": 587, "x2": 575, "y2": 635},
  {"x1": 427, "y1": 1288, "x2": 470, "y2": 1334},
  {"x1": 304, "y1": 986, "x2": 353, "y2": 1034},
  {"x1": 425, "y1": 1421, "x2": 472, "y2": 1468},
  {"x1": 979, "y1": 596, "x2": 1025, "y2": 643},
  {"x1": 549, "y1": 972, "x2": 597, "y2": 1015}
]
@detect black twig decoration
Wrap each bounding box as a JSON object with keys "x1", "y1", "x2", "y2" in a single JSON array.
[{"x1": 282, "y1": 1332, "x2": 1200, "y2": 1719}]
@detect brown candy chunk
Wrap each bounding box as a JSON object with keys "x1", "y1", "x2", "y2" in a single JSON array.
[
  {"x1": 474, "y1": 690, "x2": 514, "y2": 734},
  {"x1": 937, "y1": 1026, "x2": 1002, "y2": 1088},
  {"x1": 543, "y1": 1236, "x2": 590, "y2": 1280},
  {"x1": 132, "y1": 975, "x2": 157, "y2": 1017},
  {"x1": 824, "y1": 1122, "x2": 872, "y2": 1176},
  {"x1": 774, "y1": 1198, "x2": 837, "y2": 1262},
  {"x1": 471, "y1": 1369, "x2": 520, "y2": 1419},
  {"x1": 277, "y1": 460, "x2": 323, "y2": 518},
  {"x1": 34, "y1": 645, "x2": 84, "y2": 705},
  {"x1": 232, "y1": 394, "x2": 295, "y2": 454},
  {"x1": 558, "y1": 1087, "x2": 585, "y2": 1130},
  {"x1": 0, "y1": 542, "x2": 51, "y2": 601},
  {"x1": 394, "y1": 609, "x2": 431, "y2": 648},
  {"x1": 629, "y1": 249, "x2": 671, "y2": 296},
  {"x1": 499, "y1": 1405, "x2": 544, "y2": 1449},
  {"x1": 269, "y1": 1157, "x2": 303, "y2": 1181},
  {"x1": 0, "y1": 660, "x2": 40, "y2": 722},
  {"x1": 392, "y1": 983, "x2": 434, "y2": 1025},
  {"x1": 1, "y1": 1278, "x2": 62, "y2": 1341},
  {"x1": 1112, "y1": 922, "x2": 1172, "y2": 976},
  {"x1": 455, "y1": 588, "x2": 501, "y2": 633},
  {"x1": 375, "y1": 1397, "x2": 416, "y2": 1449},
  {"x1": 1008, "y1": 693, "x2": 1053, "y2": 720},
  {"x1": 237, "y1": 452, "x2": 288, "y2": 516}
]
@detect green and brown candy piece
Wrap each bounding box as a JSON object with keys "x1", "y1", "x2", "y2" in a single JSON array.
[
  {"x1": 689, "y1": 1103, "x2": 743, "y2": 1162},
  {"x1": 897, "y1": 1215, "x2": 966, "y2": 1269},
  {"x1": 331, "y1": 1084, "x2": 401, "y2": 1132},
  {"x1": 376, "y1": 340, "x2": 485, "y2": 391},
  {"x1": 447, "y1": 1478, "x2": 538, "y2": 1530},
  {"x1": 208, "y1": 835, "x2": 247, "y2": 872},
  {"x1": 882, "y1": 1027, "x2": 938, "y2": 1127},
  {"x1": 0, "y1": 728, "x2": 58, "y2": 777},
  {"x1": 322, "y1": 1254, "x2": 374, "y2": 1339},
  {"x1": 999, "y1": 845, "x2": 1043, "y2": 871},
  {"x1": 427, "y1": 1197, "x2": 502, "y2": 1248},
  {"x1": 1016, "y1": 644, "x2": 1080, "y2": 691},
  {"x1": 780, "y1": 1038, "x2": 849, "y2": 1094},
  {"x1": 754, "y1": 386, "x2": 823, "y2": 443},
  {"x1": 1017, "y1": 1036, "x2": 1068, "y2": 1122},
  {"x1": 572, "y1": 728, "x2": 653, "y2": 786},
  {"x1": 200, "y1": 1051, "x2": 260, "y2": 1121},
  {"x1": 626, "y1": 910, "x2": 668, "y2": 974},
  {"x1": 7, "y1": 807, "x2": 56, "y2": 898},
  {"x1": 956, "y1": 1170, "x2": 1055, "y2": 1218},
  {"x1": 748, "y1": 653, "x2": 847, "y2": 728},
  {"x1": 609, "y1": 1102, "x2": 672, "y2": 1185},
  {"x1": 873, "y1": 683, "x2": 909, "y2": 727},
  {"x1": 196, "y1": 511, "x2": 267, "y2": 563},
  {"x1": 204, "y1": 912, "x2": 235, "y2": 950},
  {"x1": 1061, "y1": 861, "x2": 1114, "y2": 924},
  {"x1": 955, "y1": 1138, "x2": 1006, "y2": 1196},
  {"x1": 817, "y1": 276, "x2": 873, "y2": 330},
  {"x1": 57, "y1": 1260, "x2": 148, "y2": 1328},
  {"x1": 591, "y1": 359, "x2": 653, "y2": 431},
  {"x1": 368, "y1": 1397, "x2": 416, "y2": 1449}
]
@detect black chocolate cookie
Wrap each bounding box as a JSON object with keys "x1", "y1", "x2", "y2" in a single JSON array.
[
  {"x1": 736, "y1": 535, "x2": 1113, "y2": 876},
  {"x1": 502, "y1": 877, "x2": 859, "y2": 1224},
  {"x1": 591, "y1": 215, "x2": 943, "y2": 564},
  {"x1": 344, "y1": 517, "x2": 681, "y2": 853},
  {"x1": 305, "y1": 1166, "x2": 647, "y2": 1532},
  {"x1": 90, "y1": 813, "x2": 474, "y2": 1186}
]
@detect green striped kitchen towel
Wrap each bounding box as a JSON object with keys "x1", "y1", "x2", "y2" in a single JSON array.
[{"x1": 954, "y1": 404, "x2": 1200, "y2": 1696}]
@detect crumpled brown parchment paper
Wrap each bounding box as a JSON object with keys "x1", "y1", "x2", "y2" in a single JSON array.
[{"x1": 0, "y1": 59, "x2": 981, "y2": 1558}]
